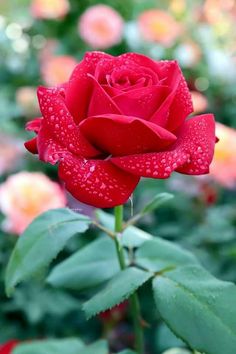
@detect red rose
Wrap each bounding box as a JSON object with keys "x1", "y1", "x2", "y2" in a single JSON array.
[
  {"x1": 0, "y1": 340, "x2": 19, "y2": 354},
  {"x1": 25, "y1": 52, "x2": 216, "y2": 208}
]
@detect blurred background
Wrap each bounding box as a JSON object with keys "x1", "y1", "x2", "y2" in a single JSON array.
[{"x1": 0, "y1": 0, "x2": 236, "y2": 353}]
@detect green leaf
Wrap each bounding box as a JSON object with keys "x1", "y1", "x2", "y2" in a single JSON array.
[
  {"x1": 96, "y1": 210, "x2": 153, "y2": 247},
  {"x1": 161, "y1": 349, "x2": 192, "y2": 354},
  {"x1": 153, "y1": 265, "x2": 236, "y2": 354},
  {"x1": 83, "y1": 267, "x2": 152, "y2": 319},
  {"x1": 141, "y1": 193, "x2": 174, "y2": 215},
  {"x1": 13, "y1": 338, "x2": 84, "y2": 354},
  {"x1": 5, "y1": 208, "x2": 91, "y2": 296},
  {"x1": 136, "y1": 239, "x2": 198, "y2": 272},
  {"x1": 47, "y1": 237, "x2": 120, "y2": 290},
  {"x1": 77, "y1": 340, "x2": 108, "y2": 354},
  {"x1": 118, "y1": 351, "x2": 137, "y2": 354}
]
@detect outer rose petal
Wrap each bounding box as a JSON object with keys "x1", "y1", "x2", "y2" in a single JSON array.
[
  {"x1": 111, "y1": 114, "x2": 215, "y2": 178},
  {"x1": 58, "y1": 154, "x2": 139, "y2": 208},
  {"x1": 150, "y1": 61, "x2": 193, "y2": 130},
  {"x1": 37, "y1": 86, "x2": 99, "y2": 163},
  {"x1": 79, "y1": 114, "x2": 176, "y2": 156},
  {"x1": 65, "y1": 52, "x2": 113, "y2": 123},
  {"x1": 113, "y1": 86, "x2": 170, "y2": 120}
]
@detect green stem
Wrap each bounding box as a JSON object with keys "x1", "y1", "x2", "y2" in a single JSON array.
[{"x1": 114, "y1": 205, "x2": 144, "y2": 354}]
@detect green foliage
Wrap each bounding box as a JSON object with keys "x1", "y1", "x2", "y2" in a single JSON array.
[
  {"x1": 5, "y1": 208, "x2": 91, "y2": 296},
  {"x1": 47, "y1": 237, "x2": 120, "y2": 290},
  {"x1": 83, "y1": 267, "x2": 153, "y2": 319},
  {"x1": 153, "y1": 265, "x2": 236, "y2": 354},
  {"x1": 13, "y1": 339, "x2": 108, "y2": 354},
  {"x1": 136, "y1": 239, "x2": 198, "y2": 272},
  {"x1": 140, "y1": 193, "x2": 174, "y2": 215},
  {"x1": 97, "y1": 210, "x2": 153, "y2": 247},
  {"x1": 118, "y1": 351, "x2": 137, "y2": 354}
]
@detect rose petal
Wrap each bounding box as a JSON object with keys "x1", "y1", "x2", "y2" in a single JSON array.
[
  {"x1": 65, "y1": 52, "x2": 113, "y2": 123},
  {"x1": 58, "y1": 154, "x2": 139, "y2": 208},
  {"x1": 113, "y1": 85, "x2": 170, "y2": 120},
  {"x1": 25, "y1": 117, "x2": 42, "y2": 133},
  {"x1": 37, "y1": 86, "x2": 100, "y2": 163},
  {"x1": 111, "y1": 114, "x2": 215, "y2": 177},
  {"x1": 24, "y1": 137, "x2": 38, "y2": 154},
  {"x1": 79, "y1": 114, "x2": 176, "y2": 156},
  {"x1": 87, "y1": 75, "x2": 122, "y2": 116}
]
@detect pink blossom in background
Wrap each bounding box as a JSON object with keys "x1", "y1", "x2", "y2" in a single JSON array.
[
  {"x1": 210, "y1": 123, "x2": 236, "y2": 188},
  {"x1": 0, "y1": 172, "x2": 66, "y2": 235},
  {"x1": 78, "y1": 5, "x2": 124, "y2": 49},
  {"x1": 31, "y1": 0, "x2": 70, "y2": 19},
  {"x1": 138, "y1": 9, "x2": 183, "y2": 47},
  {"x1": 41, "y1": 55, "x2": 77, "y2": 86},
  {"x1": 191, "y1": 91, "x2": 208, "y2": 114}
]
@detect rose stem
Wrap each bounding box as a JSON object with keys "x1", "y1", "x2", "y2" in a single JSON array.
[{"x1": 114, "y1": 205, "x2": 144, "y2": 354}]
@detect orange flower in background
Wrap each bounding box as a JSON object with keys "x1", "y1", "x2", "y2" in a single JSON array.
[
  {"x1": 0, "y1": 172, "x2": 66, "y2": 235},
  {"x1": 210, "y1": 123, "x2": 236, "y2": 188},
  {"x1": 41, "y1": 55, "x2": 77, "y2": 86},
  {"x1": 31, "y1": 0, "x2": 70, "y2": 19},
  {"x1": 191, "y1": 91, "x2": 208, "y2": 114},
  {"x1": 78, "y1": 5, "x2": 124, "y2": 49},
  {"x1": 138, "y1": 9, "x2": 183, "y2": 47}
]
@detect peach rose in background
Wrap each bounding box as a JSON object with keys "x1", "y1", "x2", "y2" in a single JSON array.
[
  {"x1": 138, "y1": 9, "x2": 183, "y2": 47},
  {"x1": 41, "y1": 55, "x2": 77, "y2": 86},
  {"x1": 78, "y1": 5, "x2": 124, "y2": 49},
  {"x1": 191, "y1": 91, "x2": 208, "y2": 114},
  {"x1": 0, "y1": 172, "x2": 66, "y2": 235},
  {"x1": 0, "y1": 136, "x2": 23, "y2": 176},
  {"x1": 31, "y1": 0, "x2": 70, "y2": 19},
  {"x1": 210, "y1": 123, "x2": 236, "y2": 188},
  {"x1": 16, "y1": 86, "x2": 40, "y2": 117}
]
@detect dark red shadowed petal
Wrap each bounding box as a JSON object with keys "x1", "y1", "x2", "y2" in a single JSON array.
[
  {"x1": 36, "y1": 87, "x2": 100, "y2": 164},
  {"x1": 150, "y1": 61, "x2": 193, "y2": 130},
  {"x1": 65, "y1": 52, "x2": 113, "y2": 123},
  {"x1": 58, "y1": 154, "x2": 140, "y2": 208},
  {"x1": 24, "y1": 137, "x2": 38, "y2": 154},
  {"x1": 25, "y1": 117, "x2": 43, "y2": 154},
  {"x1": 79, "y1": 114, "x2": 176, "y2": 156},
  {"x1": 87, "y1": 75, "x2": 122, "y2": 116},
  {"x1": 111, "y1": 114, "x2": 215, "y2": 178},
  {"x1": 113, "y1": 85, "x2": 170, "y2": 120}
]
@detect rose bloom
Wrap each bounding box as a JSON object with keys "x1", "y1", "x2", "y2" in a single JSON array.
[
  {"x1": 78, "y1": 5, "x2": 124, "y2": 49},
  {"x1": 138, "y1": 10, "x2": 183, "y2": 47},
  {"x1": 191, "y1": 91, "x2": 208, "y2": 114},
  {"x1": 31, "y1": 0, "x2": 70, "y2": 19},
  {"x1": 41, "y1": 55, "x2": 77, "y2": 86},
  {"x1": 0, "y1": 172, "x2": 66, "y2": 234},
  {"x1": 25, "y1": 51, "x2": 216, "y2": 208},
  {"x1": 0, "y1": 340, "x2": 19, "y2": 353},
  {"x1": 209, "y1": 123, "x2": 236, "y2": 188}
]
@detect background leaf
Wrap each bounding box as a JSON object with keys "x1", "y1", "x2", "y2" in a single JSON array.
[
  {"x1": 140, "y1": 193, "x2": 174, "y2": 215},
  {"x1": 153, "y1": 265, "x2": 236, "y2": 354},
  {"x1": 47, "y1": 237, "x2": 120, "y2": 290},
  {"x1": 136, "y1": 239, "x2": 198, "y2": 272},
  {"x1": 13, "y1": 338, "x2": 84, "y2": 354},
  {"x1": 5, "y1": 208, "x2": 91, "y2": 296},
  {"x1": 83, "y1": 267, "x2": 152, "y2": 319},
  {"x1": 96, "y1": 210, "x2": 153, "y2": 247}
]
